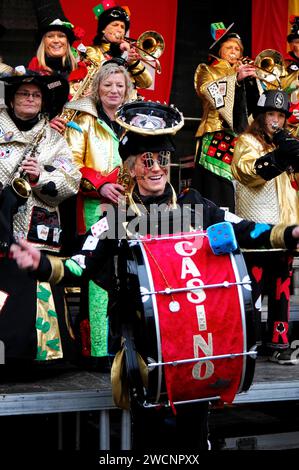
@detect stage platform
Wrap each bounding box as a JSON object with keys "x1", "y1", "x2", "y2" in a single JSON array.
[{"x1": 0, "y1": 358, "x2": 298, "y2": 450}]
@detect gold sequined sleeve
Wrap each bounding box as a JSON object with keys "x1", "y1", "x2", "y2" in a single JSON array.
[{"x1": 231, "y1": 134, "x2": 272, "y2": 187}]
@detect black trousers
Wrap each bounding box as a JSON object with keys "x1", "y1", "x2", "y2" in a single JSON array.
[
  {"x1": 132, "y1": 402, "x2": 210, "y2": 451},
  {"x1": 244, "y1": 251, "x2": 293, "y2": 350}
]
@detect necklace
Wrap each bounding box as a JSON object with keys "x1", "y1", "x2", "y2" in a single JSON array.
[
  {"x1": 132, "y1": 191, "x2": 150, "y2": 215},
  {"x1": 130, "y1": 189, "x2": 180, "y2": 312},
  {"x1": 143, "y1": 242, "x2": 180, "y2": 313}
]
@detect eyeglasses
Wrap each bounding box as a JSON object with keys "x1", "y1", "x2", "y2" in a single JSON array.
[
  {"x1": 15, "y1": 91, "x2": 42, "y2": 100},
  {"x1": 140, "y1": 151, "x2": 171, "y2": 170}
]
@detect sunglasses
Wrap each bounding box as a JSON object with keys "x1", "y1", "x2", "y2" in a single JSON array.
[{"x1": 140, "y1": 151, "x2": 171, "y2": 170}]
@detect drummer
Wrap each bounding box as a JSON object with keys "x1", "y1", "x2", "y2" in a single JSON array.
[{"x1": 9, "y1": 101, "x2": 299, "y2": 450}]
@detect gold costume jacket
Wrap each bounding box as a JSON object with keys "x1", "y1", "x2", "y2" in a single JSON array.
[
  {"x1": 0, "y1": 109, "x2": 81, "y2": 252},
  {"x1": 194, "y1": 58, "x2": 238, "y2": 138},
  {"x1": 86, "y1": 44, "x2": 152, "y2": 99},
  {"x1": 64, "y1": 97, "x2": 122, "y2": 233},
  {"x1": 232, "y1": 133, "x2": 299, "y2": 225}
]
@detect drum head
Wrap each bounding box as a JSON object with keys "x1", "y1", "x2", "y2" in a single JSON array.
[{"x1": 118, "y1": 234, "x2": 256, "y2": 407}]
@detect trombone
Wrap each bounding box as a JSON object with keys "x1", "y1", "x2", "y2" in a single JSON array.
[
  {"x1": 123, "y1": 31, "x2": 165, "y2": 74},
  {"x1": 240, "y1": 49, "x2": 286, "y2": 88}
]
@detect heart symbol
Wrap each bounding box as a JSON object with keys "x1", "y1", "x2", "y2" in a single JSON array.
[{"x1": 252, "y1": 266, "x2": 263, "y2": 283}]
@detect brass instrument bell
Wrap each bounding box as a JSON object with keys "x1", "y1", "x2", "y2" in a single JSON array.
[
  {"x1": 254, "y1": 49, "x2": 285, "y2": 84},
  {"x1": 11, "y1": 174, "x2": 32, "y2": 199},
  {"x1": 124, "y1": 30, "x2": 165, "y2": 73},
  {"x1": 136, "y1": 31, "x2": 165, "y2": 59}
]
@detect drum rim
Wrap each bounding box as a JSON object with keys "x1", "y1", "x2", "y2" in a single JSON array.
[
  {"x1": 139, "y1": 241, "x2": 163, "y2": 403},
  {"x1": 230, "y1": 251, "x2": 256, "y2": 394}
]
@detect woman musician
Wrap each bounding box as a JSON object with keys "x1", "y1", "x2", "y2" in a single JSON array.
[
  {"x1": 192, "y1": 22, "x2": 258, "y2": 213},
  {"x1": 61, "y1": 61, "x2": 133, "y2": 370},
  {"x1": 84, "y1": 4, "x2": 152, "y2": 99},
  {"x1": 0, "y1": 70, "x2": 81, "y2": 369}
]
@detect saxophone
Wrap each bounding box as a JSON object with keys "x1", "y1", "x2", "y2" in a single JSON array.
[
  {"x1": 59, "y1": 58, "x2": 100, "y2": 124},
  {"x1": 9, "y1": 117, "x2": 48, "y2": 199},
  {"x1": 117, "y1": 163, "x2": 132, "y2": 200}
]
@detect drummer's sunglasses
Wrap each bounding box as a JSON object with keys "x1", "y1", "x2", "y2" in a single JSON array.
[{"x1": 140, "y1": 151, "x2": 171, "y2": 169}]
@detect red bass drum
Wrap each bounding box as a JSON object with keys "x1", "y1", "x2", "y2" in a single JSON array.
[{"x1": 118, "y1": 231, "x2": 256, "y2": 408}]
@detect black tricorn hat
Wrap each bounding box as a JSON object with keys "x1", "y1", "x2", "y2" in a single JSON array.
[
  {"x1": 115, "y1": 101, "x2": 184, "y2": 136},
  {"x1": 254, "y1": 90, "x2": 291, "y2": 118},
  {"x1": 0, "y1": 68, "x2": 69, "y2": 119},
  {"x1": 119, "y1": 132, "x2": 176, "y2": 160},
  {"x1": 209, "y1": 22, "x2": 243, "y2": 55},
  {"x1": 33, "y1": 0, "x2": 75, "y2": 44}
]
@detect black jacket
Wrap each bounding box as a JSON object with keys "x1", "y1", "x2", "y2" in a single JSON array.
[{"x1": 36, "y1": 184, "x2": 297, "y2": 287}]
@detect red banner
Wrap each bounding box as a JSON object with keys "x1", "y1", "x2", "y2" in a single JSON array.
[
  {"x1": 252, "y1": 0, "x2": 289, "y2": 58},
  {"x1": 142, "y1": 234, "x2": 245, "y2": 405},
  {"x1": 60, "y1": 0, "x2": 177, "y2": 103}
]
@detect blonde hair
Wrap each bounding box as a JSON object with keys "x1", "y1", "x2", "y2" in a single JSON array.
[
  {"x1": 36, "y1": 36, "x2": 77, "y2": 71},
  {"x1": 124, "y1": 155, "x2": 137, "y2": 170},
  {"x1": 91, "y1": 63, "x2": 133, "y2": 105}
]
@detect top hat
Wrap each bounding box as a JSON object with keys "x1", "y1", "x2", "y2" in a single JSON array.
[
  {"x1": 119, "y1": 132, "x2": 176, "y2": 160},
  {"x1": 117, "y1": 100, "x2": 183, "y2": 160},
  {"x1": 33, "y1": 0, "x2": 76, "y2": 44},
  {"x1": 287, "y1": 15, "x2": 299, "y2": 43},
  {"x1": 115, "y1": 101, "x2": 184, "y2": 136},
  {"x1": 254, "y1": 90, "x2": 291, "y2": 118},
  {"x1": 0, "y1": 68, "x2": 69, "y2": 119}
]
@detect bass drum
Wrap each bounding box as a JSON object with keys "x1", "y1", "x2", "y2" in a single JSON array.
[{"x1": 117, "y1": 231, "x2": 256, "y2": 408}]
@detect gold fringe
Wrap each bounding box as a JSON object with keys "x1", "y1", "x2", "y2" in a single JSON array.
[
  {"x1": 36, "y1": 281, "x2": 63, "y2": 360},
  {"x1": 270, "y1": 223, "x2": 287, "y2": 248},
  {"x1": 127, "y1": 183, "x2": 178, "y2": 217},
  {"x1": 47, "y1": 255, "x2": 65, "y2": 284}
]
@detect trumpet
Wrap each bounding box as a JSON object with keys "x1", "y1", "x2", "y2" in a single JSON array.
[{"x1": 122, "y1": 31, "x2": 165, "y2": 74}]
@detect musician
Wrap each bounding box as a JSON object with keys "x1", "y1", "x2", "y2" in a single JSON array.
[
  {"x1": 27, "y1": 3, "x2": 88, "y2": 135},
  {"x1": 282, "y1": 16, "x2": 299, "y2": 133},
  {"x1": 0, "y1": 70, "x2": 81, "y2": 366},
  {"x1": 193, "y1": 22, "x2": 258, "y2": 212},
  {"x1": 62, "y1": 62, "x2": 133, "y2": 368},
  {"x1": 232, "y1": 89, "x2": 299, "y2": 365},
  {"x1": 10, "y1": 101, "x2": 299, "y2": 448},
  {"x1": 85, "y1": 4, "x2": 152, "y2": 99},
  {"x1": 285, "y1": 16, "x2": 299, "y2": 73}
]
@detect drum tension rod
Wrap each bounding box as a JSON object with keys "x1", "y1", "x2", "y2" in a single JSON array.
[
  {"x1": 142, "y1": 279, "x2": 251, "y2": 296},
  {"x1": 147, "y1": 349, "x2": 258, "y2": 368}
]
